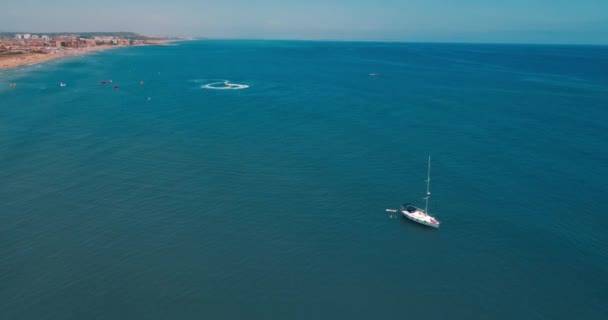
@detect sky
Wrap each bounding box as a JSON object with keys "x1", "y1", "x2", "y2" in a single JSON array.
[{"x1": 1, "y1": 0, "x2": 607, "y2": 44}]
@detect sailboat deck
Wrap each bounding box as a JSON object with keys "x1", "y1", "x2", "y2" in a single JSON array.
[{"x1": 401, "y1": 208, "x2": 440, "y2": 227}]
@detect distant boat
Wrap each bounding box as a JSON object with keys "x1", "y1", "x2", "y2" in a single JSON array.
[
  {"x1": 401, "y1": 156, "x2": 441, "y2": 228},
  {"x1": 101, "y1": 81, "x2": 106, "y2": 84},
  {"x1": 109, "y1": 80, "x2": 113, "y2": 83},
  {"x1": 113, "y1": 85, "x2": 119, "y2": 89},
  {"x1": 370, "y1": 73, "x2": 379, "y2": 77},
  {"x1": 59, "y1": 82, "x2": 67, "y2": 87}
]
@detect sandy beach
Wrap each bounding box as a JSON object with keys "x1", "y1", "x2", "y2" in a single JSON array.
[{"x1": 0, "y1": 40, "x2": 175, "y2": 71}]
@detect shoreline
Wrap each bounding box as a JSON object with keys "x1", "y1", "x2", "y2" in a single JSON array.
[{"x1": 0, "y1": 39, "x2": 177, "y2": 71}]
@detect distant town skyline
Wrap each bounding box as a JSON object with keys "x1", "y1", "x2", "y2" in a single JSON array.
[{"x1": 1, "y1": 0, "x2": 607, "y2": 44}]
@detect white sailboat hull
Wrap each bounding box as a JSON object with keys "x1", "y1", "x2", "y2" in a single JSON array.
[{"x1": 401, "y1": 209, "x2": 440, "y2": 228}]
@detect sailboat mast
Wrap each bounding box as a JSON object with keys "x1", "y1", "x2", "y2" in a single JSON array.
[{"x1": 424, "y1": 155, "x2": 431, "y2": 213}]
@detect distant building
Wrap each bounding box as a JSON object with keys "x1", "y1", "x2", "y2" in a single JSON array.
[
  {"x1": 31, "y1": 35, "x2": 39, "y2": 40},
  {"x1": 66, "y1": 39, "x2": 79, "y2": 48},
  {"x1": 41, "y1": 35, "x2": 50, "y2": 41},
  {"x1": 15, "y1": 34, "x2": 23, "y2": 39},
  {"x1": 27, "y1": 40, "x2": 45, "y2": 47},
  {"x1": 23, "y1": 34, "x2": 31, "y2": 40}
]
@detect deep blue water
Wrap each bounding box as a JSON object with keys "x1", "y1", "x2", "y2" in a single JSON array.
[{"x1": 0, "y1": 41, "x2": 607, "y2": 319}]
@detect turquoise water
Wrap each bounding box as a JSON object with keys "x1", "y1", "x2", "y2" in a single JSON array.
[{"x1": 0, "y1": 41, "x2": 607, "y2": 319}]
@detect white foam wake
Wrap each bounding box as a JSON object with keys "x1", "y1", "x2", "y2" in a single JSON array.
[{"x1": 202, "y1": 80, "x2": 249, "y2": 90}]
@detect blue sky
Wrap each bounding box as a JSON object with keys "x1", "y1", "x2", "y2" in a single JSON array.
[{"x1": 1, "y1": 0, "x2": 607, "y2": 44}]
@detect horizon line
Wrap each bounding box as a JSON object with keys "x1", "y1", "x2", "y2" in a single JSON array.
[
  {"x1": 1, "y1": 31, "x2": 606, "y2": 46},
  {"x1": 193, "y1": 37, "x2": 608, "y2": 47}
]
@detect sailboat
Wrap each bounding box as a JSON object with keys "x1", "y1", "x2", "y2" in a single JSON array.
[{"x1": 401, "y1": 156, "x2": 440, "y2": 228}]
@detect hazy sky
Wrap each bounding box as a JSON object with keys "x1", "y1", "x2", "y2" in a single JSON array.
[{"x1": 1, "y1": 0, "x2": 607, "y2": 44}]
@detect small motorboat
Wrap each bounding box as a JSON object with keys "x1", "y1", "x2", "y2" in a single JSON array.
[
  {"x1": 113, "y1": 85, "x2": 119, "y2": 89},
  {"x1": 101, "y1": 81, "x2": 106, "y2": 84},
  {"x1": 370, "y1": 73, "x2": 379, "y2": 77},
  {"x1": 59, "y1": 82, "x2": 67, "y2": 87},
  {"x1": 109, "y1": 80, "x2": 113, "y2": 83}
]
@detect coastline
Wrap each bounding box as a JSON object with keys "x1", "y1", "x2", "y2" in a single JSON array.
[{"x1": 0, "y1": 39, "x2": 176, "y2": 71}]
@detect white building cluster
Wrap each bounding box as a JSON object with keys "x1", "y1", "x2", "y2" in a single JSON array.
[{"x1": 14, "y1": 34, "x2": 50, "y2": 41}]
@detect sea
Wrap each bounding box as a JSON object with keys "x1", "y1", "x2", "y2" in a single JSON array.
[{"x1": 0, "y1": 40, "x2": 607, "y2": 319}]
